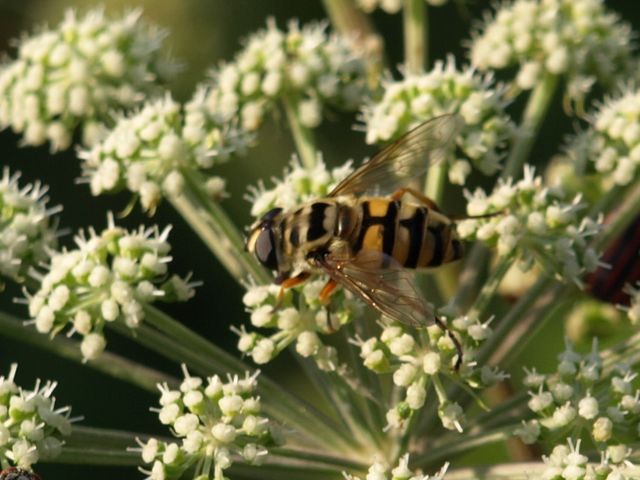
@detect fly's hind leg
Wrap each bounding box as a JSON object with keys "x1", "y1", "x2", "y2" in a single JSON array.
[
  {"x1": 391, "y1": 187, "x2": 442, "y2": 211},
  {"x1": 392, "y1": 187, "x2": 503, "y2": 221}
]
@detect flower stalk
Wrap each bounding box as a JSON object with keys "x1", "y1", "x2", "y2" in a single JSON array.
[
  {"x1": 502, "y1": 72, "x2": 558, "y2": 180},
  {"x1": 282, "y1": 98, "x2": 318, "y2": 170},
  {"x1": 403, "y1": 0, "x2": 427, "y2": 74},
  {"x1": 0, "y1": 311, "x2": 173, "y2": 392},
  {"x1": 109, "y1": 313, "x2": 361, "y2": 454}
]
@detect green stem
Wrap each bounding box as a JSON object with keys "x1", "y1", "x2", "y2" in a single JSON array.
[
  {"x1": 272, "y1": 447, "x2": 369, "y2": 472},
  {"x1": 467, "y1": 254, "x2": 514, "y2": 319},
  {"x1": 0, "y1": 311, "x2": 173, "y2": 392},
  {"x1": 109, "y1": 320, "x2": 359, "y2": 454},
  {"x1": 403, "y1": 0, "x2": 427, "y2": 74},
  {"x1": 53, "y1": 447, "x2": 139, "y2": 466},
  {"x1": 67, "y1": 426, "x2": 370, "y2": 473},
  {"x1": 168, "y1": 193, "x2": 246, "y2": 281},
  {"x1": 171, "y1": 168, "x2": 270, "y2": 284},
  {"x1": 295, "y1": 357, "x2": 378, "y2": 452},
  {"x1": 283, "y1": 98, "x2": 318, "y2": 170},
  {"x1": 142, "y1": 304, "x2": 243, "y2": 373},
  {"x1": 450, "y1": 244, "x2": 490, "y2": 314},
  {"x1": 412, "y1": 424, "x2": 516, "y2": 468},
  {"x1": 502, "y1": 72, "x2": 558, "y2": 180},
  {"x1": 322, "y1": 0, "x2": 385, "y2": 70},
  {"x1": 480, "y1": 277, "x2": 552, "y2": 366}
]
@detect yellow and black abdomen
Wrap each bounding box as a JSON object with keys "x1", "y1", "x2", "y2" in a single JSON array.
[{"x1": 350, "y1": 198, "x2": 463, "y2": 269}]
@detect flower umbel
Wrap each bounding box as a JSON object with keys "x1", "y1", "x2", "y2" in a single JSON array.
[
  {"x1": 0, "y1": 364, "x2": 73, "y2": 470},
  {"x1": 363, "y1": 57, "x2": 514, "y2": 185},
  {"x1": 540, "y1": 438, "x2": 640, "y2": 480},
  {"x1": 344, "y1": 455, "x2": 448, "y2": 480},
  {"x1": 458, "y1": 165, "x2": 602, "y2": 287},
  {"x1": 200, "y1": 19, "x2": 369, "y2": 132},
  {"x1": 138, "y1": 366, "x2": 276, "y2": 480},
  {"x1": 563, "y1": 87, "x2": 640, "y2": 189},
  {"x1": 0, "y1": 168, "x2": 59, "y2": 286},
  {"x1": 470, "y1": 0, "x2": 635, "y2": 107},
  {"x1": 26, "y1": 214, "x2": 196, "y2": 360},
  {"x1": 518, "y1": 338, "x2": 640, "y2": 454},
  {"x1": 79, "y1": 93, "x2": 252, "y2": 213},
  {"x1": 358, "y1": 313, "x2": 503, "y2": 431},
  {"x1": 0, "y1": 8, "x2": 179, "y2": 151}
]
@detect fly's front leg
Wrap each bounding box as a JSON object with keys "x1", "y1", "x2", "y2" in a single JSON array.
[
  {"x1": 276, "y1": 272, "x2": 311, "y2": 306},
  {"x1": 319, "y1": 278, "x2": 340, "y2": 332},
  {"x1": 391, "y1": 187, "x2": 442, "y2": 211}
]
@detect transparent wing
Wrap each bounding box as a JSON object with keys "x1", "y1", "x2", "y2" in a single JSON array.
[
  {"x1": 317, "y1": 250, "x2": 435, "y2": 327},
  {"x1": 329, "y1": 114, "x2": 462, "y2": 198}
]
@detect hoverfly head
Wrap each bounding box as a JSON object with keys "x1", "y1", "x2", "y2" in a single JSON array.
[{"x1": 246, "y1": 207, "x2": 284, "y2": 274}]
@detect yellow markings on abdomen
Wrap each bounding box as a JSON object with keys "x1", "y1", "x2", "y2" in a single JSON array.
[{"x1": 361, "y1": 224, "x2": 384, "y2": 253}]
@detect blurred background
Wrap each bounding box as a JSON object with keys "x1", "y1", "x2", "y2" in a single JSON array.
[{"x1": 0, "y1": 1, "x2": 637, "y2": 478}]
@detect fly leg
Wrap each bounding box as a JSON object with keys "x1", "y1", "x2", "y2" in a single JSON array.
[
  {"x1": 391, "y1": 187, "x2": 442, "y2": 211},
  {"x1": 276, "y1": 272, "x2": 311, "y2": 307},
  {"x1": 392, "y1": 187, "x2": 503, "y2": 221},
  {"x1": 319, "y1": 278, "x2": 339, "y2": 332}
]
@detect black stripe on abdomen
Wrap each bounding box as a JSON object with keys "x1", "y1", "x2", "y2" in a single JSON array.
[
  {"x1": 400, "y1": 207, "x2": 426, "y2": 268},
  {"x1": 307, "y1": 202, "x2": 329, "y2": 241},
  {"x1": 353, "y1": 202, "x2": 371, "y2": 253},
  {"x1": 381, "y1": 201, "x2": 399, "y2": 266},
  {"x1": 428, "y1": 224, "x2": 444, "y2": 266}
]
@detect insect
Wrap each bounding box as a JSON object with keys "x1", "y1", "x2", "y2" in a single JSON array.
[
  {"x1": 0, "y1": 468, "x2": 41, "y2": 480},
  {"x1": 246, "y1": 114, "x2": 465, "y2": 368}
]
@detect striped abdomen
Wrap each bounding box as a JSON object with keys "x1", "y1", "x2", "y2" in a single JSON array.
[{"x1": 349, "y1": 197, "x2": 463, "y2": 269}]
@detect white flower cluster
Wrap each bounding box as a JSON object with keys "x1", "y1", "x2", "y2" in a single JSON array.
[
  {"x1": 0, "y1": 364, "x2": 72, "y2": 470},
  {"x1": 457, "y1": 165, "x2": 602, "y2": 287},
  {"x1": 138, "y1": 366, "x2": 276, "y2": 480},
  {"x1": 541, "y1": 438, "x2": 640, "y2": 480},
  {"x1": 621, "y1": 283, "x2": 640, "y2": 326},
  {"x1": 344, "y1": 455, "x2": 448, "y2": 480},
  {"x1": 0, "y1": 8, "x2": 178, "y2": 152},
  {"x1": 0, "y1": 169, "x2": 58, "y2": 285},
  {"x1": 355, "y1": 0, "x2": 448, "y2": 14},
  {"x1": 517, "y1": 339, "x2": 640, "y2": 452},
  {"x1": 470, "y1": 0, "x2": 635, "y2": 105},
  {"x1": 201, "y1": 19, "x2": 369, "y2": 132},
  {"x1": 358, "y1": 314, "x2": 504, "y2": 431},
  {"x1": 239, "y1": 279, "x2": 363, "y2": 369},
  {"x1": 241, "y1": 158, "x2": 362, "y2": 369},
  {"x1": 564, "y1": 88, "x2": 640, "y2": 189},
  {"x1": 26, "y1": 215, "x2": 196, "y2": 361},
  {"x1": 247, "y1": 156, "x2": 353, "y2": 217},
  {"x1": 79, "y1": 93, "x2": 251, "y2": 213},
  {"x1": 363, "y1": 58, "x2": 513, "y2": 185}
]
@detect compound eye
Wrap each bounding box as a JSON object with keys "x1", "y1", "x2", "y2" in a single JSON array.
[
  {"x1": 255, "y1": 228, "x2": 278, "y2": 271},
  {"x1": 261, "y1": 207, "x2": 283, "y2": 222}
]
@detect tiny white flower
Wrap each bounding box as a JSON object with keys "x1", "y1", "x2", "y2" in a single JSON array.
[{"x1": 80, "y1": 333, "x2": 106, "y2": 360}]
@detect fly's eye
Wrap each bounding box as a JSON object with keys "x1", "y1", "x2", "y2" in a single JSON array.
[
  {"x1": 255, "y1": 228, "x2": 278, "y2": 271},
  {"x1": 261, "y1": 207, "x2": 283, "y2": 222}
]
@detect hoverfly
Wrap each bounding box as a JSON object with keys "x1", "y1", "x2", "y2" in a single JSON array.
[{"x1": 247, "y1": 114, "x2": 465, "y2": 368}]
